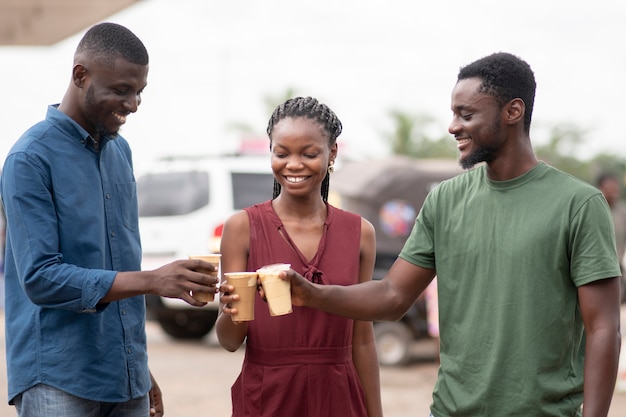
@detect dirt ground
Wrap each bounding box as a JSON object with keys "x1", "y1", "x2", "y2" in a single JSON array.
[{"x1": 0, "y1": 312, "x2": 625, "y2": 416}]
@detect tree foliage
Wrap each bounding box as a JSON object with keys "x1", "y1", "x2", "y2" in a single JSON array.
[{"x1": 383, "y1": 109, "x2": 456, "y2": 159}]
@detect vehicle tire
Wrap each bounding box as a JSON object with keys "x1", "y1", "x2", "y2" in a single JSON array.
[
  {"x1": 157, "y1": 309, "x2": 218, "y2": 340},
  {"x1": 374, "y1": 322, "x2": 412, "y2": 366}
]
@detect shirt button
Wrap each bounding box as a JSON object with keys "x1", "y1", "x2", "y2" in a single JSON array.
[
  {"x1": 127, "y1": 348, "x2": 132, "y2": 354},
  {"x1": 106, "y1": 193, "x2": 111, "y2": 199},
  {"x1": 111, "y1": 231, "x2": 116, "y2": 237},
  {"x1": 121, "y1": 310, "x2": 126, "y2": 315}
]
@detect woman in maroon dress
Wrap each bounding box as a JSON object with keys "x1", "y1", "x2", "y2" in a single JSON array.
[{"x1": 216, "y1": 97, "x2": 382, "y2": 417}]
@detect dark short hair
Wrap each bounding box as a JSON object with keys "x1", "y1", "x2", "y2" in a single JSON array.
[
  {"x1": 458, "y1": 52, "x2": 536, "y2": 133},
  {"x1": 76, "y1": 22, "x2": 148, "y2": 67}
]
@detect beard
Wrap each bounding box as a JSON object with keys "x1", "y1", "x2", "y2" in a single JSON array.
[
  {"x1": 459, "y1": 118, "x2": 501, "y2": 169},
  {"x1": 95, "y1": 123, "x2": 117, "y2": 140},
  {"x1": 459, "y1": 145, "x2": 497, "y2": 169},
  {"x1": 85, "y1": 85, "x2": 118, "y2": 140}
]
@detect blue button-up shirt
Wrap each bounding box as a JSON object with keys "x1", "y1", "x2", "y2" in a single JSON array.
[{"x1": 0, "y1": 105, "x2": 149, "y2": 403}]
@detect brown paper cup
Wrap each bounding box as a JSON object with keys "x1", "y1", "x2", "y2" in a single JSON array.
[
  {"x1": 224, "y1": 272, "x2": 258, "y2": 322},
  {"x1": 257, "y1": 263, "x2": 292, "y2": 316},
  {"x1": 189, "y1": 254, "x2": 221, "y2": 302}
]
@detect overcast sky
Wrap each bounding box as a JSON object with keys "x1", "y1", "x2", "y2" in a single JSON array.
[{"x1": 1, "y1": 0, "x2": 624, "y2": 174}]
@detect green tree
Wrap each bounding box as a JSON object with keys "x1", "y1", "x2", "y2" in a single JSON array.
[
  {"x1": 384, "y1": 109, "x2": 456, "y2": 159},
  {"x1": 534, "y1": 124, "x2": 591, "y2": 182}
]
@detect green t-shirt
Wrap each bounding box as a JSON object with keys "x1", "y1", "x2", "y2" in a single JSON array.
[{"x1": 399, "y1": 162, "x2": 620, "y2": 417}]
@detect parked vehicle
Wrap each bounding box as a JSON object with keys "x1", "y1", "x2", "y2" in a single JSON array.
[
  {"x1": 330, "y1": 156, "x2": 462, "y2": 365},
  {"x1": 137, "y1": 153, "x2": 462, "y2": 362},
  {"x1": 137, "y1": 154, "x2": 274, "y2": 339}
]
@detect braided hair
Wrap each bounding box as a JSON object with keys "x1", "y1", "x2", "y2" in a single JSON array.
[{"x1": 267, "y1": 97, "x2": 342, "y2": 202}]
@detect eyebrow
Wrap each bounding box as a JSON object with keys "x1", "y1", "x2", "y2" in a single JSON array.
[{"x1": 452, "y1": 104, "x2": 473, "y2": 112}]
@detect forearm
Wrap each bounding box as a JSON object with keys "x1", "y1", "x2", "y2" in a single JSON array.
[
  {"x1": 305, "y1": 279, "x2": 408, "y2": 321},
  {"x1": 100, "y1": 270, "x2": 154, "y2": 303},
  {"x1": 292, "y1": 259, "x2": 434, "y2": 322},
  {"x1": 101, "y1": 259, "x2": 218, "y2": 305},
  {"x1": 582, "y1": 327, "x2": 621, "y2": 417},
  {"x1": 215, "y1": 312, "x2": 248, "y2": 352}
]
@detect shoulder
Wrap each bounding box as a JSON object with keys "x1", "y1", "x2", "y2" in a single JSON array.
[
  {"x1": 421, "y1": 166, "x2": 481, "y2": 208},
  {"x1": 7, "y1": 120, "x2": 54, "y2": 158},
  {"x1": 360, "y1": 216, "x2": 376, "y2": 250},
  {"x1": 538, "y1": 164, "x2": 602, "y2": 201},
  {"x1": 327, "y1": 204, "x2": 375, "y2": 240},
  {"x1": 434, "y1": 165, "x2": 481, "y2": 191},
  {"x1": 240, "y1": 200, "x2": 272, "y2": 219},
  {"x1": 328, "y1": 203, "x2": 361, "y2": 223},
  {"x1": 225, "y1": 200, "x2": 274, "y2": 230},
  {"x1": 224, "y1": 209, "x2": 250, "y2": 230},
  {"x1": 360, "y1": 216, "x2": 375, "y2": 236}
]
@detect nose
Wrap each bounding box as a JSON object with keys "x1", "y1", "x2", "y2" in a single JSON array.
[
  {"x1": 285, "y1": 155, "x2": 303, "y2": 170},
  {"x1": 125, "y1": 93, "x2": 141, "y2": 113},
  {"x1": 448, "y1": 116, "x2": 461, "y2": 135}
]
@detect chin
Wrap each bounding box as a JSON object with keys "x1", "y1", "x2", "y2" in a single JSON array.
[
  {"x1": 96, "y1": 122, "x2": 120, "y2": 140},
  {"x1": 458, "y1": 154, "x2": 476, "y2": 170},
  {"x1": 459, "y1": 160, "x2": 475, "y2": 170}
]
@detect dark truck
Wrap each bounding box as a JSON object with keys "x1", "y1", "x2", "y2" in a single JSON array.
[{"x1": 330, "y1": 156, "x2": 462, "y2": 365}]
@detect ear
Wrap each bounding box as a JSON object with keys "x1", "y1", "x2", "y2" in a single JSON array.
[
  {"x1": 329, "y1": 142, "x2": 338, "y2": 164},
  {"x1": 503, "y1": 98, "x2": 525, "y2": 126},
  {"x1": 72, "y1": 64, "x2": 88, "y2": 88}
]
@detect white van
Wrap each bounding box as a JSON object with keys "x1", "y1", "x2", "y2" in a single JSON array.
[{"x1": 137, "y1": 154, "x2": 274, "y2": 339}]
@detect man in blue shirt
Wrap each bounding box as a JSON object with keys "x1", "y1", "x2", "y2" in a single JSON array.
[{"x1": 0, "y1": 23, "x2": 218, "y2": 417}]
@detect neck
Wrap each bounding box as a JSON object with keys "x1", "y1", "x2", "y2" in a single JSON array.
[
  {"x1": 272, "y1": 195, "x2": 327, "y2": 221},
  {"x1": 485, "y1": 135, "x2": 538, "y2": 181}
]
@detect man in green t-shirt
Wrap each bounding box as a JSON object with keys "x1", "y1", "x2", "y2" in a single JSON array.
[{"x1": 278, "y1": 53, "x2": 621, "y2": 416}]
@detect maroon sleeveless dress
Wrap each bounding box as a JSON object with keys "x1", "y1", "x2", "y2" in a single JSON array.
[{"x1": 230, "y1": 200, "x2": 367, "y2": 417}]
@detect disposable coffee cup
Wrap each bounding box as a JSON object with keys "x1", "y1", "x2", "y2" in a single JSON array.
[
  {"x1": 257, "y1": 263, "x2": 292, "y2": 316},
  {"x1": 189, "y1": 254, "x2": 221, "y2": 302},
  {"x1": 224, "y1": 272, "x2": 258, "y2": 322}
]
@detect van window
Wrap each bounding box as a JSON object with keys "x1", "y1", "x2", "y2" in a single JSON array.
[
  {"x1": 138, "y1": 171, "x2": 209, "y2": 217},
  {"x1": 231, "y1": 173, "x2": 274, "y2": 209}
]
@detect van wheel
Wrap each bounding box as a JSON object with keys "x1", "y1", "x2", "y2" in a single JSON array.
[
  {"x1": 157, "y1": 310, "x2": 218, "y2": 339},
  {"x1": 374, "y1": 322, "x2": 412, "y2": 366}
]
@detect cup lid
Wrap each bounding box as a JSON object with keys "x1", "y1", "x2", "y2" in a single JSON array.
[{"x1": 256, "y1": 263, "x2": 291, "y2": 273}]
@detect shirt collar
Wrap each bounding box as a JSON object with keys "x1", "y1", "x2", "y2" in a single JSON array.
[{"x1": 46, "y1": 104, "x2": 110, "y2": 151}]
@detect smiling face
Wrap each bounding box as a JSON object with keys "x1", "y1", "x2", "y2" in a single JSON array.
[
  {"x1": 77, "y1": 57, "x2": 148, "y2": 140},
  {"x1": 449, "y1": 78, "x2": 506, "y2": 169},
  {"x1": 270, "y1": 116, "x2": 337, "y2": 200}
]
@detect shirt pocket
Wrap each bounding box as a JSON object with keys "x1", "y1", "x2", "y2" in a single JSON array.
[{"x1": 116, "y1": 181, "x2": 139, "y2": 232}]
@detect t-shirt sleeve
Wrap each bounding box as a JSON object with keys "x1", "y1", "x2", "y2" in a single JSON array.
[
  {"x1": 399, "y1": 192, "x2": 436, "y2": 270},
  {"x1": 569, "y1": 193, "x2": 622, "y2": 286}
]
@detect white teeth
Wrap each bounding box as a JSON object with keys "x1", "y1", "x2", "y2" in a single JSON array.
[
  {"x1": 113, "y1": 112, "x2": 127, "y2": 124},
  {"x1": 457, "y1": 138, "x2": 470, "y2": 146},
  {"x1": 286, "y1": 176, "x2": 306, "y2": 183}
]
